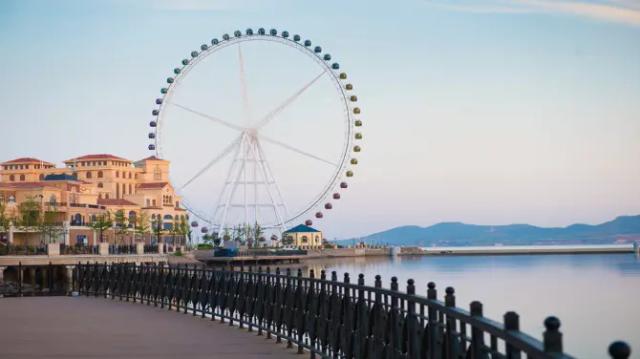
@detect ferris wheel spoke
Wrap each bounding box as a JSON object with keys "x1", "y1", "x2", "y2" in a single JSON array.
[
  {"x1": 238, "y1": 45, "x2": 251, "y2": 123},
  {"x1": 252, "y1": 69, "x2": 327, "y2": 130},
  {"x1": 257, "y1": 134, "x2": 338, "y2": 167},
  {"x1": 172, "y1": 102, "x2": 245, "y2": 132},
  {"x1": 179, "y1": 135, "x2": 242, "y2": 190}
]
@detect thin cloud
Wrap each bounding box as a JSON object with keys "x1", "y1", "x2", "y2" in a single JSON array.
[{"x1": 426, "y1": 0, "x2": 640, "y2": 27}]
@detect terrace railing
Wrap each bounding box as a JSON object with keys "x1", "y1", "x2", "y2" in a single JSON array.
[
  {"x1": 75, "y1": 263, "x2": 632, "y2": 359},
  {"x1": 0, "y1": 244, "x2": 47, "y2": 256}
]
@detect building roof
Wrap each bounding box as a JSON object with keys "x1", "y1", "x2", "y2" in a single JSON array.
[
  {"x1": 0, "y1": 182, "x2": 49, "y2": 189},
  {"x1": 137, "y1": 182, "x2": 169, "y2": 189},
  {"x1": 44, "y1": 174, "x2": 78, "y2": 181},
  {"x1": 1, "y1": 157, "x2": 54, "y2": 166},
  {"x1": 138, "y1": 156, "x2": 167, "y2": 162},
  {"x1": 97, "y1": 198, "x2": 138, "y2": 206},
  {"x1": 64, "y1": 154, "x2": 129, "y2": 163},
  {"x1": 283, "y1": 224, "x2": 321, "y2": 234}
]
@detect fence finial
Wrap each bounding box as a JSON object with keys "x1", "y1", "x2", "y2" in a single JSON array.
[
  {"x1": 470, "y1": 301, "x2": 483, "y2": 317},
  {"x1": 608, "y1": 341, "x2": 631, "y2": 359},
  {"x1": 427, "y1": 282, "x2": 436, "y2": 299},
  {"x1": 543, "y1": 316, "x2": 563, "y2": 353},
  {"x1": 504, "y1": 311, "x2": 519, "y2": 330},
  {"x1": 444, "y1": 286, "x2": 455, "y2": 307}
]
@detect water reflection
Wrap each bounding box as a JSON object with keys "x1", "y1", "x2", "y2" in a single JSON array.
[{"x1": 290, "y1": 254, "x2": 640, "y2": 359}]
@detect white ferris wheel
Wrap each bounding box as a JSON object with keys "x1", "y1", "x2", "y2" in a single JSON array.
[{"x1": 147, "y1": 28, "x2": 363, "y2": 235}]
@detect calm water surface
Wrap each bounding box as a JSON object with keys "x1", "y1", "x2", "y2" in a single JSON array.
[{"x1": 295, "y1": 253, "x2": 640, "y2": 359}]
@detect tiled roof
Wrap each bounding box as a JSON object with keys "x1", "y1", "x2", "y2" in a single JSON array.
[
  {"x1": 0, "y1": 182, "x2": 49, "y2": 189},
  {"x1": 139, "y1": 156, "x2": 167, "y2": 162},
  {"x1": 283, "y1": 224, "x2": 321, "y2": 234},
  {"x1": 1, "y1": 157, "x2": 54, "y2": 165},
  {"x1": 64, "y1": 154, "x2": 129, "y2": 163},
  {"x1": 44, "y1": 174, "x2": 78, "y2": 181},
  {"x1": 137, "y1": 182, "x2": 169, "y2": 189},
  {"x1": 97, "y1": 198, "x2": 138, "y2": 206}
]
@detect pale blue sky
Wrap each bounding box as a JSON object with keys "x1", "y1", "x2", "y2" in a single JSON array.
[{"x1": 1, "y1": 0, "x2": 639, "y2": 238}]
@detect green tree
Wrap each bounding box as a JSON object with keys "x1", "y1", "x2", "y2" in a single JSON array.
[
  {"x1": 177, "y1": 217, "x2": 190, "y2": 247},
  {"x1": 89, "y1": 212, "x2": 113, "y2": 243},
  {"x1": 152, "y1": 218, "x2": 164, "y2": 245},
  {"x1": 253, "y1": 223, "x2": 264, "y2": 248},
  {"x1": 39, "y1": 204, "x2": 63, "y2": 244},
  {"x1": 0, "y1": 201, "x2": 10, "y2": 240},
  {"x1": 134, "y1": 212, "x2": 150, "y2": 243},
  {"x1": 113, "y1": 210, "x2": 128, "y2": 244},
  {"x1": 17, "y1": 196, "x2": 41, "y2": 228}
]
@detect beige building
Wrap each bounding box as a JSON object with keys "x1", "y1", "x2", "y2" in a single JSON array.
[
  {"x1": 282, "y1": 224, "x2": 323, "y2": 249},
  {"x1": 0, "y1": 154, "x2": 187, "y2": 246}
]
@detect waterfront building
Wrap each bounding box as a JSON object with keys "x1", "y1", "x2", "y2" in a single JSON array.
[
  {"x1": 282, "y1": 224, "x2": 323, "y2": 249},
  {"x1": 0, "y1": 154, "x2": 187, "y2": 246}
]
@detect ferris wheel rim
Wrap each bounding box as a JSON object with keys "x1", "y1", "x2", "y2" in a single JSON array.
[{"x1": 148, "y1": 28, "x2": 362, "y2": 231}]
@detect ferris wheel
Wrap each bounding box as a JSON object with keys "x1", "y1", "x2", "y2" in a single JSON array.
[{"x1": 147, "y1": 28, "x2": 363, "y2": 234}]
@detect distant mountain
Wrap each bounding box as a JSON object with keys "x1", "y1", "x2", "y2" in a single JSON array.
[{"x1": 340, "y1": 215, "x2": 640, "y2": 247}]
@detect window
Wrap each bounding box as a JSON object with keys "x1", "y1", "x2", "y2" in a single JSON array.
[
  {"x1": 301, "y1": 235, "x2": 308, "y2": 243},
  {"x1": 49, "y1": 195, "x2": 57, "y2": 205},
  {"x1": 105, "y1": 193, "x2": 109, "y2": 199},
  {"x1": 9, "y1": 175, "x2": 14, "y2": 181},
  {"x1": 97, "y1": 171, "x2": 103, "y2": 178},
  {"x1": 19, "y1": 174, "x2": 25, "y2": 181},
  {"x1": 128, "y1": 184, "x2": 132, "y2": 194},
  {"x1": 8, "y1": 195, "x2": 16, "y2": 203},
  {"x1": 128, "y1": 172, "x2": 132, "y2": 179},
  {"x1": 175, "y1": 201, "x2": 179, "y2": 208},
  {"x1": 39, "y1": 174, "x2": 44, "y2": 180},
  {"x1": 163, "y1": 214, "x2": 174, "y2": 230},
  {"x1": 146, "y1": 199, "x2": 151, "y2": 207},
  {"x1": 116, "y1": 171, "x2": 119, "y2": 178},
  {"x1": 86, "y1": 171, "x2": 92, "y2": 179},
  {"x1": 97, "y1": 183, "x2": 103, "y2": 188},
  {"x1": 152, "y1": 199, "x2": 157, "y2": 206}
]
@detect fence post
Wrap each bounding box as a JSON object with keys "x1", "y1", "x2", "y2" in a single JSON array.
[
  {"x1": 543, "y1": 316, "x2": 563, "y2": 354},
  {"x1": 406, "y1": 279, "x2": 420, "y2": 359},
  {"x1": 444, "y1": 287, "x2": 459, "y2": 358},
  {"x1": 504, "y1": 311, "x2": 521, "y2": 359},
  {"x1": 470, "y1": 301, "x2": 488, "y2": 359},
  {"x1": 608, "y1": 341, "x2": 631, "y2": 359},
  {"x1": 426, "y1": 282, "x2": 441, "y2": 359}
]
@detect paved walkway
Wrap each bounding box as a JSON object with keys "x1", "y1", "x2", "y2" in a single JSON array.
[{"x1": 0, "y1": 297, "x2": 298, "y2": 358}]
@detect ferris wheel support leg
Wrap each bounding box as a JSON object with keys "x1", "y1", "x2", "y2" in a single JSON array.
[
  {"x1": 215, "y1": 135, "x2": 246, "y2": 234},
  {"x1": 256, "y1": 140, "x2": 291, "y2": 225},
  {"x1": 250, "y1": 140, "x2": 287, "y2": 234}
]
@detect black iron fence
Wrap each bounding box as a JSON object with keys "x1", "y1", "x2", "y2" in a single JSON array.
[
  {"x1": 60, "y1": 244, "x2": 99, "y2": 255},
  {"x1": 0, "y1": 263, "x2": 69, "y2": 297},
  {"x1": 144, "y1": 244, "x2": 159, "y2": 254},
  {"x1": 108, "y1": 244, "x2": 136, "y2": 255},
  {"x1": 0, "y1": 244, "x2": 47, "y2": 256},
  {"x1": 75, "y1": 263, "x2": 631, "y2": 359}
]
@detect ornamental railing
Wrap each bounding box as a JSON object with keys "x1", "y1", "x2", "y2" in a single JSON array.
[
  {"x1": 0, "y1": 244, "x2": 47, "y2": 256},
  {"x1": 74, "y1": 263, "x2": 632, "y2": 359}
]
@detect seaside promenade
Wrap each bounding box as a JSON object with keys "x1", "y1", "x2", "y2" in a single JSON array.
[{"x1": 0, "y1": 297, "x2": 297, "y2": 358}]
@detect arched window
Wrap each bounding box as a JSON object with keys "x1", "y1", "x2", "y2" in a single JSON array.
[
  {"x1": 91, "y1": 214, "x2": 97, "y2": 223},
  {"x1": 49, "y1": 195, "x2": 57, "y2": 205},
  {"x1": 19, "y1": 174, "x2": 25, "y2": 181},
  {"x1": 163, "y1": 214, "x2": 173, "y2": 230},
  {"x1": 8, "y1": 195, "x2": 16, "y2": 203},
  {"x1": 86, "y1": 171, "x2": 92, "y2": 179},
  {"x1": 72, "y1": 213, "x2": 82, "y2": 226},
  {"x1": 97, "y1": 182, "x2": 103, "y2": 188},
  {"x1": 128, "y1": 211, "x2": 137, "y2": 227},
  {"x1": 9, "y1": 175, "x2": 14, "y2": 181},
  {"x1": 301, "y1": 235, "x2": 308, "y2": 243},
  {"x1": 97, "y1": 171, "x2": 103, "y2": 178}
]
